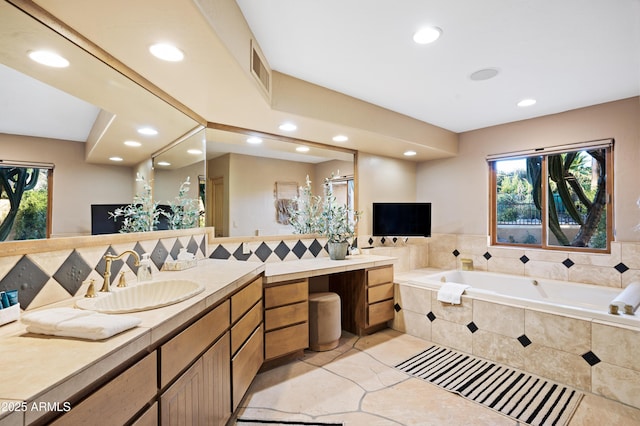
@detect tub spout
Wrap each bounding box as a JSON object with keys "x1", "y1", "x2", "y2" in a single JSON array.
[{"x1": 461, "y1": 258, "x2": 474, "y2": 271}]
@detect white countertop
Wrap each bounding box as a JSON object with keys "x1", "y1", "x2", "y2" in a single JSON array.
[{"x1": 0, "y1": 255, "x2": 395, "y2": 425}]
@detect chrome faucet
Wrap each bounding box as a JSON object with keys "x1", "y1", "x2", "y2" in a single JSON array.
[{"x1": 101, "y1": 250, "x2": 141, "y2": 292}]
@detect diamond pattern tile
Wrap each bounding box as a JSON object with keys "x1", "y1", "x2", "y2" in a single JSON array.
[
  {"x1": 368, "y1": 237, "x2": 374, "y2": 246},
  {"x1": 151, "y1": 241, "x2": 169, "y2": 270},
  {"x1": 483, "y1": 252, "x2": 492, "y2": 260},
  {"x1": 186, "y1": 236, "x2": 199, "y2": 256},
  {"x1": 518, "y1": 334, "x2": 532, "y2": 347},
  {"x1": 199, "y1": 237, "x2": 207, "y2": 256},
  {"x1": 582, "y1": 351, "x2": 601, "y2": 366},
  {"x1": 0, "y1": 256, "x2": 50, "y2": 309},
  {"x1": 394, "y1": 303, "x2": 402, "y2": 312},
  {"x1": 614, "y1": 263, "x2": 629, "y2": 274},
  {"x1": 562, "y1": 258, "x2": 575, "y2": 268},
  {"x1": 254, "y1": 242, "x2": 273, "y2": 262},
  {"x1": 467, "y1": 321, "x2": 479, "y2": 333},
  {"x1": 52, "y1": 250, "x2": 91, "y2": 296},
  {"x1": 274, "y1": 241, "x2": 291, "y2": 260},
  {"x1": 210, "y1": 245, "x2": 232, "y2": 260},
  {"x1": 169, "y1": 239, "x2": 184, "y2": 261},
  {"x1": 292, "y1": 240, "x2": 307, "y2": 259},
  {"x1": 452, "y1": 249, "x2": 460, "y2": 257},
  {"x1": 308, "y1": 239, "x2": 323, "y2": 257},
  {"x1": 426, "y1": 311, "x2": 436, "y2": 322},
  {"x1": 520, "y1": 255, "x2": 530, "y2": 264},
  {"x1": 233, "y1": 245, "x2": 251, "y2": 261}
]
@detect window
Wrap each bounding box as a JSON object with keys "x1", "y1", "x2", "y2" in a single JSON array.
[
  {"x1": 0, "y1": 162, "x2": 53, "y2": 241},
  {"x1": 489, "y1": 139, "x2": 613, "y2": 252}
]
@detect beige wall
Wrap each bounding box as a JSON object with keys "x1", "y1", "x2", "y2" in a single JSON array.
[
  {"x1": 1, "y1": 133, "x2": 133, "y2": 237},
  {"x1": 357, "y1": 152, "x2": 417, "y2": 235},
  {"x1": 416, "y1": 97, "x2": 640, "y2": 241},
  {"x1": 154, "y1": 161, "x2": 204, "y2": 204}
]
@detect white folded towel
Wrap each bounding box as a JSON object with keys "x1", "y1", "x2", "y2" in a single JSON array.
[
  {"x1": 21, "y1": 307, "x2": 141, "y2": 340},
  {"x1": 437, "y1": 283, "x2": 471, "y2": 305},
  {"x1": 610, "y1": 283, "x2": 640, "y2": 315}
]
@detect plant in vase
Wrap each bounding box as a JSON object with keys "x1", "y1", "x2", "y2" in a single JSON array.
[
  {"x1": 320, "y1": 176, "x2": 360, "y2": 259},
  {"x1": 288, "y1": 174, "x2": 359, "y2": 260}
]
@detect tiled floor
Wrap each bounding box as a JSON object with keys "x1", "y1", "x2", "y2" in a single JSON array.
[{"x1": 236, "y1": 329, "x2": 640, "y2": 426}]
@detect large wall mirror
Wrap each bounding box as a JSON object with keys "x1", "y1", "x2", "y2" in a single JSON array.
[
  {"x1": 1, "y1": 0, "x2": 356, "y2": 243},
  {"x1": 154, "y1": 124, "x2": 356, "y2": 238},
  {"x1": 0, "y1": 0, "x2": 199, "y2": 241}
]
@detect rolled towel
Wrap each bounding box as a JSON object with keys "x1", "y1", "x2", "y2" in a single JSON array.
[
  {"x1": 437, "y1": 283, "x2": 471, "y2": 305},
  {"x1": 22, "y1": 307, "x2": 141, "y2": 340},
  {"x1": 610, "y1": 283, "x2": 640, "y2": 315}
]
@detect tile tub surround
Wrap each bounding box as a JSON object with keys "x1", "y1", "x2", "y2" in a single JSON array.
[
  {"x1": 392, "y1": 280, "x2": 640, "y2": 410},
  {"x1": 428, "y1": 233, "x2": 640, "y2": 289},
  {"x1": 236, "y1": 329, "x2": 640, "y2": 425}
]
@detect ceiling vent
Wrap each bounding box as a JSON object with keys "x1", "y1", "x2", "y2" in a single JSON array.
[{"x1": 250, "y1": 40, "x2": 271, "y2": 98}]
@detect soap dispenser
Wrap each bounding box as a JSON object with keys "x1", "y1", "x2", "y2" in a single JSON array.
[{"x1": 138, "y1": 253, "x2": 153, "y2": 282}]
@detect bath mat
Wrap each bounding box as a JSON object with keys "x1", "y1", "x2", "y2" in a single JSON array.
[
  {"x1": 236, "y1": 420, "x2": 342, "y2": 426},
  {"x1": 395, "y1": 345, "x2": 583, "y2": 426}
]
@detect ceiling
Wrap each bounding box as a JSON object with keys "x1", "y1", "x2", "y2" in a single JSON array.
[
  {"x1": 2, "y1": 0, "x2": 639, "y2": 164},
  {"x1": 236, "y1": 0, "x2": 640, "y2": 133}
]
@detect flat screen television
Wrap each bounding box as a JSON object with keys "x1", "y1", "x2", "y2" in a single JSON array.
[{"x1": 372, "y1": 202, "x2": 431, "y2": 237}]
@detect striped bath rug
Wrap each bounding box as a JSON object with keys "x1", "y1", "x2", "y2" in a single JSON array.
[{"x1": 396, "y1": 346, "x2": 583, "y2": 426}]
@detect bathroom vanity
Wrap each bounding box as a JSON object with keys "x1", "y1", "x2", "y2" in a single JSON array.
[{"x1": 0, "y1": 254, "x2": 395, "y2": 426}]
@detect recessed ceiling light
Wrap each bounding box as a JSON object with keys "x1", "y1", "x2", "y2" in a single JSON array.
[
  {"x1": 413, "y1": 27, "x2": 442, "y2": 45},
  {"x1": 28, "y1": 50, "x2": 69, "y2": 68},
  {"x1": 279, "y1": 122, "x2": 297, "y2": 132},
  {"x1": 138, "y1": 127, "x2": 158, "y2": 136},
  {"x1": 296, "y1": 146, "x2": 310, "y2": 153},
  {"x1": 404, "y1": 150, "x2": 417, "y2": 157},
  {"x1": 124, "y1": 140, "x2": 141, "y2": 147},
  {"x1": 187, "y1": 149, "x2": 202, "y2": 155},
  {"x1": 517, "y1": 99, "x2": 537, "y2": 107},
  {"x1": 470, "y1": 68, "x2": 500, "y2": 81},
  {"x1": 247, "y1": 137, "x2": 263, "y2": 144},
  {"x1": 109, "y1": 156, "x2": 124, "y2": 162},
  {"x1": 157, "y1": 161, "x2": 171, "y2": 167},
  {"x1": 332, "y1": 135, "x2": 349, "y2": 142},
  {"x1": 149, "y1": 43, "x2": 184, "y2": 62}
]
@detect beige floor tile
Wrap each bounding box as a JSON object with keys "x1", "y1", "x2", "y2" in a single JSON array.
[
  {"x1": 238, "y1": 328, "x2": 640, "y2": 426},
  {"x1": 569, "y1": 393, "x2": 640, "y2": 426}
]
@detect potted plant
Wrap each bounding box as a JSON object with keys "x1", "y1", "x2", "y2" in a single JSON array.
[{"x1": 289, "y1": 174, "x2": 359, "y2": 260}]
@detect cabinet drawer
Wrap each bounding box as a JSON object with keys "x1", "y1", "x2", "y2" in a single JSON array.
[
  {"x1": 160, "y1": 300, "x2": 230, "y2": 388},
  {"x1": 367, "y1": 266, "x2": 393, "y2": 287},
  {"x1": 52, "y1": 352, "x2": 157, "y2": 426},
  {"x1": 265, "y1": 301, "x2": 308, "y2": 331},
  {"x1": 231, "y1": 276, "x2": 262, "y2": 323},
  {"x1": 231, "y1": 301, "x2": 262, "y2": 355},
  {"x1": 264, "y1": 280, "x2": 308, "y2": 309},
  {"x1": 232, "y1": 325, "x2": 264, "y2": 410},
  {"x1": 265, "y1": 322, "x2": 309, "y2": 360},
  {"x1": 367, "y1": 299, "x2": 394, "y2": 326},
  {"x1": 368, "y1": 282, "x2": 393, "y2": 304}
]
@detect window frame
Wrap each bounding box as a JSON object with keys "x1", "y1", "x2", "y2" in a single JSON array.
[{"x1": 488, "y1": 139, "x2": 614, "y2": 253}]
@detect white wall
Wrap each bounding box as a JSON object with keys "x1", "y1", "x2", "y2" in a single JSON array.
[
  {"x1": 1, "y1": 133, "x2": 133, "y2": 237},
  {"x1": 357, "y1": 152, "x2": 417, "y2": 235},
  {"x1": 417, "y1": 97, "x2": 640, "y2": 241}
]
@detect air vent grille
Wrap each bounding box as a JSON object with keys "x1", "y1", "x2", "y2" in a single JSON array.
[{"x1": 251, "y1": 41, "x2": 271, "y2": 95}]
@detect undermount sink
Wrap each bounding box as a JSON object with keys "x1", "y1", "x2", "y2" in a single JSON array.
[{"x1": 75, "y1": 279, "x2": 205, "y2": 313}]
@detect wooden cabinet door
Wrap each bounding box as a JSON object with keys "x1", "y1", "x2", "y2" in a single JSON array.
[
  {"x1": 160, "y1": 358, "x2": 205, "y2": 425},
  {"x1": 202, "y1": 333, "x2": 232, "y2": 426}
]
